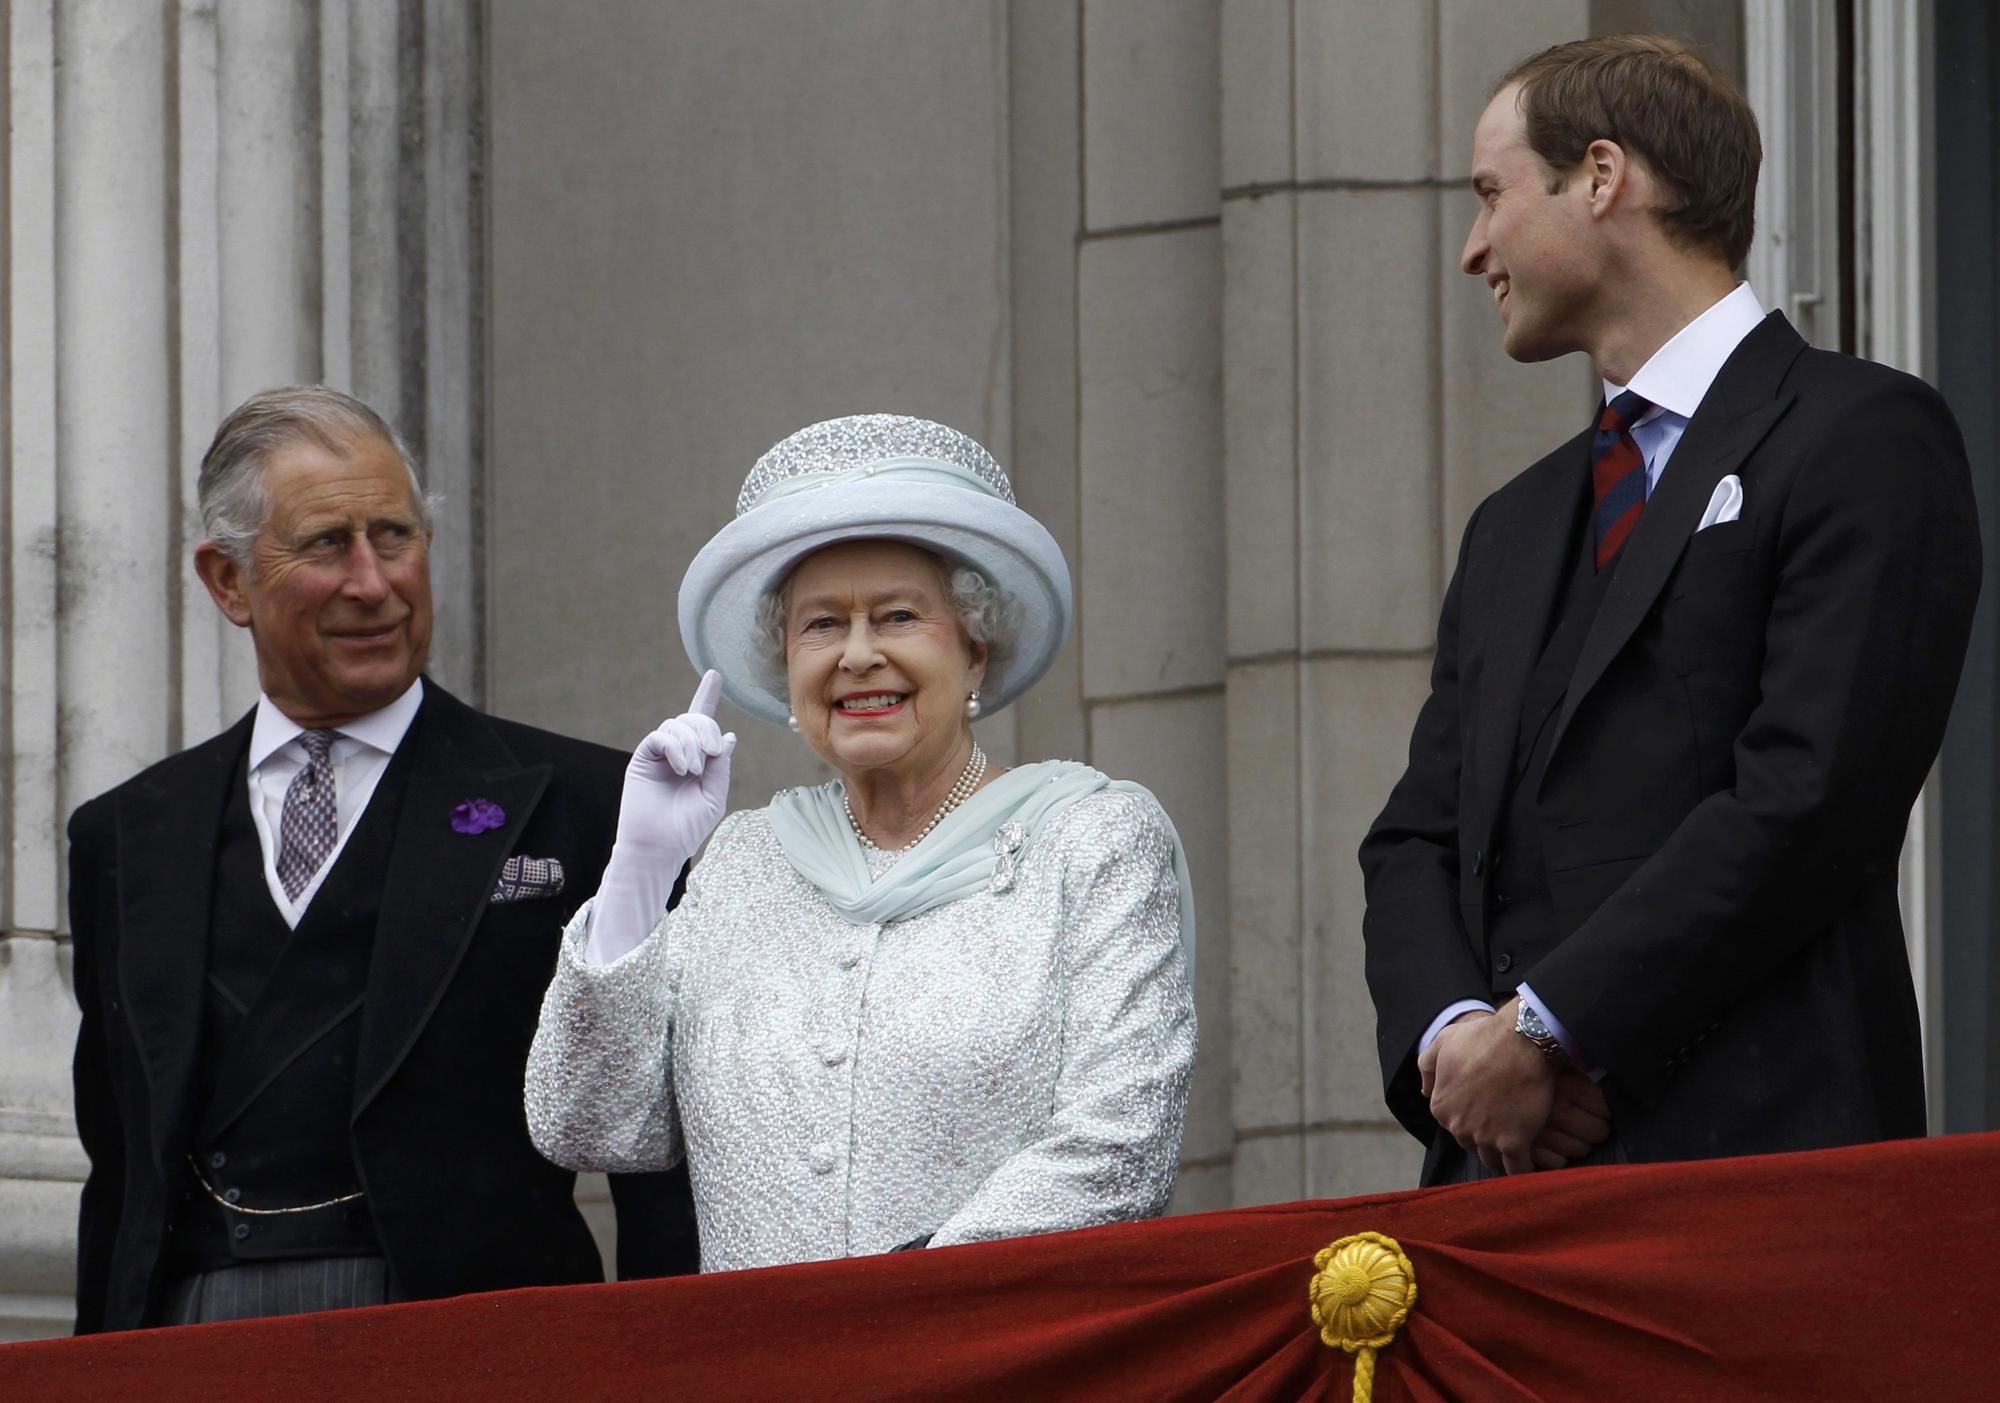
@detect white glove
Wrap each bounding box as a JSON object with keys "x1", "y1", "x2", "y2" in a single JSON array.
[{"x1": 584, "y1": 670, "x2": 737, "y2": 965}]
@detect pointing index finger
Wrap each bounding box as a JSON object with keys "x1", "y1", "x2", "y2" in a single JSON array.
[{"x1": 690, "y1": 668, "x2": 723, "y2": 719}]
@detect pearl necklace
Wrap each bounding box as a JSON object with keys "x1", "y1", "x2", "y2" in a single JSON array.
[{"x1": 845, "y1": 742, "x2": 987, "y2": 854}]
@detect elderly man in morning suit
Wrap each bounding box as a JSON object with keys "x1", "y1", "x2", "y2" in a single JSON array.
[
  {"x1": 67, "y1": 386, "x2": 696, "y2": 1330},
  {"x1": 1361, "y1": 37, "x2": 1979, "y2": 1184}
]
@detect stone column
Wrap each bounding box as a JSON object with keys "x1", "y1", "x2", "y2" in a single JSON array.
[
  {"x1": 1070, "y1": 0, "x2": 1234, "y2": 1212},
  {"x1": 0, "y1": 0, "x2": 483, "y2": 1340},
  {"x1": 1220, "y1": 0, "x2": 1595, "y2": 1207}
]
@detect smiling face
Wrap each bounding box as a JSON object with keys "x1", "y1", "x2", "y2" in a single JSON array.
[
  {"x1": 1461, "y1": 83, "x2": 1607, "y2": 363},
  {"x1": 195, "y1": 433, "x2": 433, "y2": 727},
  {"x1": 782, "y1": 539, "x2": 988, "y2": 784}
]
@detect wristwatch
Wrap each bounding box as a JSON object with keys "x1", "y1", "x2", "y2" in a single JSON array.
[{"x1": 1514, "y1": 1001, "x2": 1569, "y2": 1065}]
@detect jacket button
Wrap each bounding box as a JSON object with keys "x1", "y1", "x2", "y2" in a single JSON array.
[
  {"x1": 208, "y1": 1151, "x2": 227, "y2": 1170},
  {"x1": 821, "y1": 1047, "x2": 848, "y2": 1068},
  {"x1": 809, "y1": 1145, "x2": 836, "y2": 1175},
  {"x1": 1494, "y1": 951, "x2": 1515, "y2": 974},
  {"x1": 232, "y1": 1223, "x2": 250, "y2": 1242},
  {"x1": 223, "y1": 1188, "x2": 241, "y2": 1204},
  {"x1": 839, "y1": 952, "x2": 862, "y2": 970}
]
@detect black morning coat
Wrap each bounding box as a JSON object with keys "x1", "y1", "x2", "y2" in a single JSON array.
[
  {"x1": 1360, "y1": 312, "x2": 1982, "y2": 1181},
  {"x1": 67, "y1": 682, "x2": 697, "y2": 1332}
]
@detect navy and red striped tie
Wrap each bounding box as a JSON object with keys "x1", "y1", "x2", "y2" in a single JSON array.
[{"x1": 1591, "y1": 390, "x2": 1653, "y2": 570}]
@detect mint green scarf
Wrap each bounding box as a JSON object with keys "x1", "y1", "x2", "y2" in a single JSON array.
[{"x1": 766, "y1": 760, "x2": 1195, "y2": 966}]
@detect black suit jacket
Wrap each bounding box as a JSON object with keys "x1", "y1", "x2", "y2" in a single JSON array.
[
  {"x1": 1360, "y1": 313, "x2": 1981, "y2": 1172},
  {"x1": 68, "y1": 682, "x2": 696, "y2": 1333}
]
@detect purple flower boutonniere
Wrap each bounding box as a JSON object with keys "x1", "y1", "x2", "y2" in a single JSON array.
[{"x1": 450, "y1": 798, "x2": 507, "y2": 835}]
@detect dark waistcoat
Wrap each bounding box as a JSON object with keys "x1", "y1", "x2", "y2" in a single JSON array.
[
  {"x1": 164, "y1": 744, "x2": 414, "y2": 1275},
  {"x1": 1483, "y1": 501, "x2": 1622, "y2": 997}
]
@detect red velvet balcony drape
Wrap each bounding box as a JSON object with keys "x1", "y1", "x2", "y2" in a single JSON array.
[{"x1": 7, "y1": 1131, "x2": 1995, "y2": 1401}]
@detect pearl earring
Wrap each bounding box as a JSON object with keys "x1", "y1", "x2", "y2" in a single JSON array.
[
  {"x1": 965, "y1": 691, "x2": 982, "y2": 721},
  {"x1": 788, "y1": 712, "x2": 801, "y2": 733}
]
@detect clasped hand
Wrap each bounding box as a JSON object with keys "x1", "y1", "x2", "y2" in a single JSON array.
[{"x1": 1419, "y1": 1000, "x2": 1611, "y2": 1175}]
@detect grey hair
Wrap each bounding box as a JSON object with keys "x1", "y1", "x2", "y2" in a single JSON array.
[
  {"x1": 197, "y1": 384, "x2": 436, "y2": 571},
  {"x1": 753, "y1": 550, "x2": 1020, "y2": 701}
]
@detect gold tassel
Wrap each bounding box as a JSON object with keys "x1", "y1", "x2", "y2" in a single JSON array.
[{"x1": 1308, "y1": 1232, "x2": 1418, "y2": 1403}]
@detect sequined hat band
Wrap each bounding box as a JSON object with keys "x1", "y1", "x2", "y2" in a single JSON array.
[
  {"x1": 735, "y1": 414, "x2": 1016, "y2": 516},
  {"x1": 746, "y1": 455, "x2": 1005, "y2": 513}
]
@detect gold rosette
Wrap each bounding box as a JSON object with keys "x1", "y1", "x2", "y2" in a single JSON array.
[{"x1": 1309, "y1": 1232, "x2": 1417, "y2": 1403}]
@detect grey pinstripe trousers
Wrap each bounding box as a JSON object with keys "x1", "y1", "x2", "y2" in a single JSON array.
[{"x1": 156, "y1": 1256, "x2": 400, "y2": 1325}]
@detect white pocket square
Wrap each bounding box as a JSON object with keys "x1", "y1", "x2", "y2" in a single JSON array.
[{"x1": 1697, "y1": 474, "x2": 1743, "y2": 530}]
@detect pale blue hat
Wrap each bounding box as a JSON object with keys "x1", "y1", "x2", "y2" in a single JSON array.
[{"x1": 678, "y1": 414, "x2": 1073, "y2": 728}]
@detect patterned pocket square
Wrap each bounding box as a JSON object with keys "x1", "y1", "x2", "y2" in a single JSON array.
[{"x1": 491, "y1": 854, "x2": 565, "y2": 904}]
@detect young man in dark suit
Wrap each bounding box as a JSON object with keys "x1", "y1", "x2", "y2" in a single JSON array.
[
  {"x1": 1360, "y1": 36, "x2": 1980, "y2": 1185},
  {"x1": 68, "y1": 386, "x2": 696, "y2": 1330}
]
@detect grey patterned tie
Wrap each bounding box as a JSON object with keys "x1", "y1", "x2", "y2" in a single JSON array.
[{"x1": 276, "y1": 729, "x2": 339, "y2": 901}]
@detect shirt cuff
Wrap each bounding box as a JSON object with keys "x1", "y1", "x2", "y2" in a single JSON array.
[
  {"x1": 1418, "y1": 999, "x2": 1496, "y2": 1057},
  {"x1": 1516, "y1": 982, "x2": 1606, "y2": 1081}
]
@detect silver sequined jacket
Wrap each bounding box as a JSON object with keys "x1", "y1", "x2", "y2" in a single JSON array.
[{"x1": 525, "y1": 787, "x2": 1196, "y2": 1273}]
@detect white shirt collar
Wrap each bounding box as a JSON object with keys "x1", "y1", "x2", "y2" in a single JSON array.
[
  {"x1": 1602, "y1": 282, "x2": 1767, "y2": 420},
  {"x1": 247, "y1": 676, "x2": 426, "y2": 771}
]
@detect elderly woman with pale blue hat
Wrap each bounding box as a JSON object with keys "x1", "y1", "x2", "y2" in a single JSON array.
[{"x1": 525, "y1": 415, "x2": 1196, "y2": 1273}]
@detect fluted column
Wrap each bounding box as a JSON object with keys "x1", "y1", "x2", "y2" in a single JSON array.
[{"x1": 0, "y1": 0, "x2": 483, "y2": 1340}]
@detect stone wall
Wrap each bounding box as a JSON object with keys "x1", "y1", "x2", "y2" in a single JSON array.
[
  {"x1": 1219, "y1": 0, "x2": 1596, "y2": 1205},
  {"x1": 482, "y1": 0, "x2": 1599, "y2": 1220},
  {"x1": 1, "y1": 0, "x2": 1680, "y2": 1342}
]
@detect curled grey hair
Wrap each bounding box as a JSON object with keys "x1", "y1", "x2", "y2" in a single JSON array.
[
  {"x1": 753, "y1": 552, "x2": 1020, "y2": 701},
  {"x1": 197, "y1": 385, "x2": 436, "y2": 570}
]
